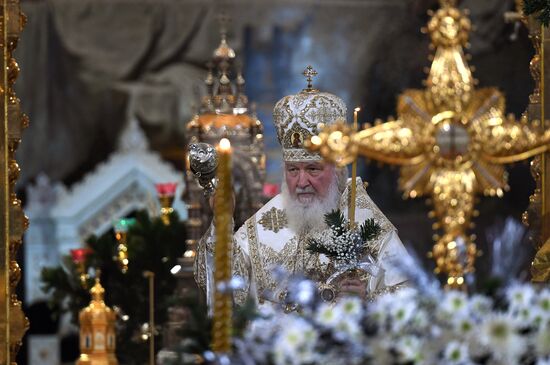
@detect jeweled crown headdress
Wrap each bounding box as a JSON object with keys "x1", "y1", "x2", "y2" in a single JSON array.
[{"x1": 273, "y1": 66, "x2": 347, "y2": 162}]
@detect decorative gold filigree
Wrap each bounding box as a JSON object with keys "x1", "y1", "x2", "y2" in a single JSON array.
[
  {"x1": 258, "y1": 207, "x2": 288, "y2": 233},
  {"x1": 532, "y1": 237, "x2": 550, "y2": 282},
  {"x1": 308, "y1": 0, "x2": 550, "y2": 286},
  {"x1": 0, "y1": 1, "x2": 29, "y2": 362},
  {"x1": 521, "y1": 7, "x2": 550, "y2": 283}
]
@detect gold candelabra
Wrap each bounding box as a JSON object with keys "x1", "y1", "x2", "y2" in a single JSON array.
[
  {"x1": 211, "y1": 138, "x2": 233, "y2": 354},
  {"x1": 308, "y1": 0, "x2": 550, "y2": 287},
  {"x1": 114, "y1": 218, "x2": 135, "y2": 274},
  {"x1": 155, "y1": 183, "x2": 177, "y2": 226},
  {"x1": 71, "y1": 248, "x2": 92, "y2": 288}
]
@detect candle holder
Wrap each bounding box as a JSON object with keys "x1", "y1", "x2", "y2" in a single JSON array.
[
  {"x1": 155, "y1": 183, "x2": 177, "y2": 225},
  {"x1": 113, "y1": 218, "x2": 136, "y2": 274},
  {"x1": 70, "y1": 248, "x2": 92, "y2": 288}
]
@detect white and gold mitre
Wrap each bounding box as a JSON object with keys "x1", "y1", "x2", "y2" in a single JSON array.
[{"x1": 273, "y1": 66, "x2": 347, "y2": 162}]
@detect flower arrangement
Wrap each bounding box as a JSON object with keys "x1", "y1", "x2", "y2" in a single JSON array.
[
  {"x1": 306, "y1": 209, "x2": 381, "y2": 265},
  {"x1": 236, "y1": 283, "x2": 550, "y2": 365},
  {"x1": 305, "y1": 209, "x2": 381, "y2": 301},
  {"x1": 157, "y1": 217, "x2": 548, "y2": 365}
]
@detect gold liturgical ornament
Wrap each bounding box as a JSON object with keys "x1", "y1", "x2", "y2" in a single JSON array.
[
  {"x1": 0, "y1": 1, "x2": 30, "y2": 362},
  {"x1": 308, "y1": 0, "x2": 550, "y2": 286},
  {"x1": 77, "y1": 277, "x2": 118, "y2": 365}
]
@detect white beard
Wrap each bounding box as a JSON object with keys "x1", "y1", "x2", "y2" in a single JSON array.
[{"x1": 281, "y1": 175, "x2": 341, "y2": 235}]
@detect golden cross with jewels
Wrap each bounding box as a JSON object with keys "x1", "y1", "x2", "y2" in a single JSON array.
[{"x1": 307, "y1": 0, "x2": 550, "y2": 288}]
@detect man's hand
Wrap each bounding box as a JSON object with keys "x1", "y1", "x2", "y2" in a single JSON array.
[{"x1": 338, "y1": 278, "x2": 367, "y2": 299}]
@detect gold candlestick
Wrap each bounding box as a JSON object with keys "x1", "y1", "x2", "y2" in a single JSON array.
[
  {"x1": 155, "y1": 183, "x2": 177, "y2": 226},
  {"x1": 349, "y1": 107, "x2": 360, "y2": 229},
  {"x1": 71, "y1": 248, "x2": 92, "y2": 288},
  {"x1": 211, "y1": 138, "x2": 233, "y2": 354},
  {"x1": 114, "y1": 218, "x2": 135, "y2": 274},
  {"x1": 143, "y1": 271, "x2": 155, "y2": 365}
]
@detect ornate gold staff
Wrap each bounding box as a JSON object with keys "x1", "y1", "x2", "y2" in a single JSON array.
[{"x1": 211, "y1": 138, "x2": 233, "y2": 354}]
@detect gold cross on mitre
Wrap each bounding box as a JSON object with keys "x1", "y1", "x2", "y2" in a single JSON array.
[
  {"x1": 307, "y1": 0, "x2": 550, "y2": 288},
  {"x1": 302, "y1": 65, "x2": 319, "y2": 92}
]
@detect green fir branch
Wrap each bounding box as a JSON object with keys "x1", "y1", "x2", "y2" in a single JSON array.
[
  {"x1": 306, "y1": 238, "x2": 339, "y2": 258},
  {"x1": 360, "y1": 218, "x2": 381, "y2": 243},
  {"x1": 324, "y1": 209, "x2": 347, "y2": 236},
  {"x1": 306, "y1": 209, "x2": 382, "y2": 260},
  {"x1": 524, "y1": 0, "x2": 550, "y2": 26}
]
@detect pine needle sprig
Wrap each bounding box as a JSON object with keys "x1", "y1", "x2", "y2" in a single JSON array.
[
  {"x1": 524, "y1": 0, "x2": 550, "y2": 26},
  {"x1": 306, "y1": 238, "x2": 340, "y2": 257},
  {"x1": 360, "y1": 218, "x2": 381, "y2": 243},
  {"x1": 324, "y1": 210, "x2": 347, "y2": 236},
  {"x1": 306, "y1": 209, "x2": 382, "y2": 262}
]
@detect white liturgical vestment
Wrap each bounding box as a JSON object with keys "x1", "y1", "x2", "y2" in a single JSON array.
[{"x1": 194, "y1": 178, "x2": 410, "y2": 307}]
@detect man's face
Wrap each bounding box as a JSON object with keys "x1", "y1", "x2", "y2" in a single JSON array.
[{"x1": 284, "y1": 161, "x2": 335, "y2": 205}]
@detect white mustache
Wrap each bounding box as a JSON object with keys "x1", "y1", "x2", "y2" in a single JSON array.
[{"x1": 296, "y1": 186, "x2": 315, "y2": 194}]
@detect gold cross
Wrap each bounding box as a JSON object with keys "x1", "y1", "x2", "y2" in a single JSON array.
[
  {"x1": 302, "y1": 65, "x2": 318, "y2": 91},
  {"x1": 307, "y1": 1, "x2": 550, "y2": 288}
]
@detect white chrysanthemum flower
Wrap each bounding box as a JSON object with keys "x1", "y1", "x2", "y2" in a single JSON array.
[
  {"x1": 315, "y1": 303, "x2": 339, "y2": 328},
  {"x1": 335, "y1": 297, "x2": 363, "y2": 320},
  {"x1": 440, "y1": 291, "x2": 469, "y2": 320},
  {"x1": 479, "y1": 313, "x2": 526, "y2": 363},
  {"x1": 443, "y1": 341, "x2": 471, "y2": 365},
  {"x1": 469, "y1": 294, "x2": 493, "y2": 318},
  {"x1": 515, "y1": 306, "x2": 546, "y2": 329},
  {"x1": 395, "y1": 335, "x2": 424, "y2": 363},
  {"x1": 333, "y1": 319, "x2": 362, "y2": 342},
  {"x1": 411, "y1": 308, "x2": 430, "y2": 331},
  {"x1": 369, "y1": 301, "x2": 389, "y2": 330},
  {"x1": 370, "y1": 338, "x2": 393, "y2": 365},
  {"x1": 273, "y1": 317, "x2": 318, "y2": 365},
  {"x1": 535, "y1": 323, "x2": 550, "y2": 357},
  {"x1": 452, "y1": 316, "x2": 475, "y2": 339},
  {"x1": 389, "y1": 300, "x2": 417, "y2": 332},
  {"x1": 506, "y1": 283, "x2": 536, "y2": 311},
  {"x1": 538, "y1": 289, "x2": 550, "y2": 315},
  {"x1": 531, "y1": 308, "x2": 547, "y2": 329}
]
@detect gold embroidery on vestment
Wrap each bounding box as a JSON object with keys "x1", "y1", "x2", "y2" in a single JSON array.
[{"x1": 258, "y1": 207, "x2": 288, "y2": 233}]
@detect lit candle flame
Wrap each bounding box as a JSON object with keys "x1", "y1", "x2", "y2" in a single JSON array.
[{"x1": 219, "y1": 138, "x2": 231, "y2": 151}]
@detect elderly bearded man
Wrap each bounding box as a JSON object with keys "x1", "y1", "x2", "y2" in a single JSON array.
[{"x1": 194, "y1": 74, "x2": 410, "y2": 307}]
